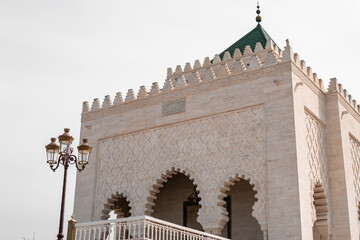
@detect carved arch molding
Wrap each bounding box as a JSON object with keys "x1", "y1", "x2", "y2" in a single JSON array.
[{"x1": 96, "y1": 105, "x2": 266, "y2": 231}]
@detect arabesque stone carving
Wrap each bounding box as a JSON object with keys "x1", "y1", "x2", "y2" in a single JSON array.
[{"x1": 95, "y1": 105, "x2": 266, "y2": 232}]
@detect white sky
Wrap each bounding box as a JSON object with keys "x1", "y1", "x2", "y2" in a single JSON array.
[{"x1": 0, "y1": 0, "x2": 359, "y2": 239}]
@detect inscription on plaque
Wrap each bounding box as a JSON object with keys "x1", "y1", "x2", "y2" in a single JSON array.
[{"x1": 162, "y1": 98, "x2": 186, "y2": 116}]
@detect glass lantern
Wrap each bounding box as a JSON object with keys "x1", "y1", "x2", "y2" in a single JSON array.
[
  {"x1": 58, "y1": 128, "x2": 74, "y2": 155},
  {"x1": 45, "y1": 138, "x2": 60, "y2": 164},
  {"x1": 77, "y1": 139, "x2": 92, "y2": 166}
]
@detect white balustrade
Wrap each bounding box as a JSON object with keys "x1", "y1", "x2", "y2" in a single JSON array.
[{"x1": 75, "y1": 216, "x2": 228, "y2": 240}]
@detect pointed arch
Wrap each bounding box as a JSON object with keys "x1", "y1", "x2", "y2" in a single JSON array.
[
  {"x1": 217, "y1": 173, "x2": 267, "y2": 236},
  {"x1": 145, "y1": 167, "x2": 202, "y2": 216}
]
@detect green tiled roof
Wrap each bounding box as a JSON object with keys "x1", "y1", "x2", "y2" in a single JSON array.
[{"x1": 219, "y1": 24, "x2": 276, "y2": 60}]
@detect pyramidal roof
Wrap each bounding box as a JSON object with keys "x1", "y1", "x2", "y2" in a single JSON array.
[{"x1": 218, "y1": 24, "x2": 276, "y2": 60}]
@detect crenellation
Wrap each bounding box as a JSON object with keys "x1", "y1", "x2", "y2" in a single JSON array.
[
  {"x1": 233, "y1": 48, "x2": 242, "y2": 58},
  {"x1": 254, "y1": 42, "x2": 264, "y2": 52},
  {"x1": 82, "y1": 40, "x2": 357, "y2": 117},
  {"x1": 274, "y1": 45, "x2": 280, "y2": 56},
  {"x1": 319, "y1": 79, "x2": 325, "y2": 91},
  {"x1": 184, "y1": 62, "x2": 192, "y2": 72},
  {"x1": 337, "y1": 83, "x2": 343, "y2": 94},
  {"x1": 193, "y1": 59, "x2": 202, "y2": 69},
  {"x1": 175, "y1": 65, "x2": 183, "y2": 75},
  {"x1": 114, "y1": 92, "x2": 124, "y2": 105},
  {"x1": 137, "y1": 86, "x2": 148, "y2": 99},
  {"x1": 149, "y1": 82, "x2": 161, "y2": 95},
  {"x1": 167, "y1": 68, "x2": 174, "y2": 78},
  {"x1": 300, "y1": 60, "x2": 307, "y2": 72},
  {"x1": 307, "y1": 67, "x2": 313, "y2": 80},
  {"x1": 243, "y1": 45, "x2": 253, "y2": 55},
  {"x1": 83, "y1": 40, "x2": 289, "y2": 114},
  {"x1": 163, "y1": 79, "x2": 174, "y2": 92},
  {"x1": 223, "y1": 51, "x2": 232, "y2": 61},
  {"x1": 203, "y1": 57, "x2": 212, "y2": 67},
  {"x1": 82, "y1": 101, "x2": 90, "y2": 113},
  {"x1": 265, "y1": 39, "x2": 274, "y2": 50},
  {"x1": 91, "y1": 98, "x2": 101, "y2": 111},
  {"x1": 125, "y1": 89, "x2": 136, "y2": 102},
  {"x1": 325, "y1": 78, "x2": 360, "y2": 114},
  {"x1": 282, "y1": 40, "x2": 293, "y2": 61},
  {"x1": 294, "y1": 53, "x2": 300, "y2": 66},
  {"x1": 313, "y1": 73, "x2": 319, "y2": 85},
  {"x1": 102, "y1": 95, "x2": 113, "y2": 108},
  {"x1": 213, "y1": 54, "x2": 222, "y2": 64}
]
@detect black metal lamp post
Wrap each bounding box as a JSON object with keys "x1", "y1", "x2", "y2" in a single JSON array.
[{"x1": 45, "y1": 128, "x2": 92, "y2": 240}]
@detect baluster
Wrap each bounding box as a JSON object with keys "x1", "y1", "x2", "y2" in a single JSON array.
[
  {"x1": 152, "y1": 225, "x2": 155, "y2": 240},
  {"x1": 117, "y1": 224, "x2": 121, "y2": 240},
  {"x1": 132, "y1": 223, "x2": 135, "y2": 239},
  {"x1": 123, "y1": 223, "x2": 126, "y2": 240},
  {"x1": 98, "y1": 226, "x2": 101, "y2": 240},
  {"x1": 90, "y1": 227, "x2": 94, "y2": 240},
  {"x1": 75, "y1": 228, "x2": 79, "y2": 240},
  {"x1": 137, "y1": 221, "x2": 140, "y2": 239},
  {"x1": 102, "y1": 226, "x2": 106, "y2": 240},
  {"x1": 146, "y1": 222, "x2": 150, "y2": 239},
  {"x1": 155, "y1": 225, "x2": 158, "y2": 240},
  {"x1": 128, "y1": 223, "x2": 131, "y2": 240},
  {"x1": 142, "y1": 221, "x2": 145, "y2": 239},
  {"x1": 78, "y1": 228, "x2": 82, "y2": 240}
]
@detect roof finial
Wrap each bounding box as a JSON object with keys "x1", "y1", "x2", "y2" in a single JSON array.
[{"x1": 256, "y1": 1, "x2": 262, "y2": 24}]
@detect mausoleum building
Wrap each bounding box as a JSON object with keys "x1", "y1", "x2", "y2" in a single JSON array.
[{"x1": 72, "y1": 9, "x2": 360, "y2": 240}]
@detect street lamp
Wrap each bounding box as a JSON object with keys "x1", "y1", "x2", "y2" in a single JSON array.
[{"x1": 45, "y1": 128, "x2": 92, "y2": 240}]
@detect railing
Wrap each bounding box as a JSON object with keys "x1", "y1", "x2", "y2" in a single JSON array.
[{"x1": 75, "y1": 216, "x2": 228, "y2": 240}]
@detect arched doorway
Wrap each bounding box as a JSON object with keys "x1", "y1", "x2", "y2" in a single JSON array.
[
  {"x1": 102, "y1": 192, "x2": 131, "y2": 220},
  {"x1": 152, "y1": 172, "x2": 202, "y2": 231},
  {"x1": 221, "y1": 179, "x2": 263, "y2": 240}
]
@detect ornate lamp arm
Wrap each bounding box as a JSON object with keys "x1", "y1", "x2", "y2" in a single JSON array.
[
  {"x1": 49, "y1": 156, "x2": 62, "y2": 172},
  {"x1": 68, "y1": 154, "x2": 85, "y2": 172}
]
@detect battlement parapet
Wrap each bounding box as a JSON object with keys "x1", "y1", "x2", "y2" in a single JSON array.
[
  {"x1": 327, "y1": 78, "x2": 360, "y2": 113},
  {"x1": 82, "y1": 40, "x2": 339, "y2": 114}
]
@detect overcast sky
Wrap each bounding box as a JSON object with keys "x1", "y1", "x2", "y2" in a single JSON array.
[{"x1": 1, "y1": 0, "x2": 359, "y2": 239}]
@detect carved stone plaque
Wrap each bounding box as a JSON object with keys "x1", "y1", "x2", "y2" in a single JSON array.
[{"x1": 162, "y1": 98, "x2": 186, "y2": 116}]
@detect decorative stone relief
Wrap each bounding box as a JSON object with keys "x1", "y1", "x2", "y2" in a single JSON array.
[
  {"x1": 305, "y1": 111, "x2": 330, "y2": 224},
  {"x1": 350, "y1": 136, "x2": 360, "y2": 220},
  {"x1": 95, "y1": 105, "x2": 266, "y2": 232}
]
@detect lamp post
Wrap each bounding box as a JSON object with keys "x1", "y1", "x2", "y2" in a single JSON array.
[{"x1": 45, "y1": 128, "x2": 92, "y2": 240}]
